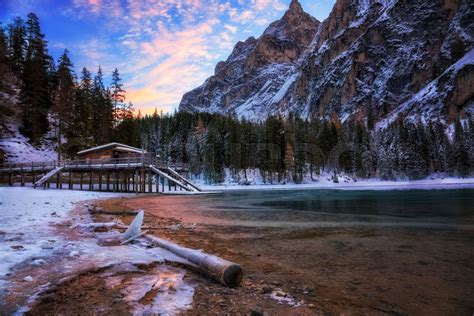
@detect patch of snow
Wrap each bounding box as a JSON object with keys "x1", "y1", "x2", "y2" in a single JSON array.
[
  {"x1": 349, "y1": 0, "x2": 370, "y2": 28},
  {"x1": 375, "y1": 0, "x2": 398, "y2": 22},
  {"x1": 0, "y1": 187, "x2": 197, "y2": 314},
  {"x1": 31, "y1": 259, "x2": 45, "y2": 267},
  {"x1": 68, "y1": 250, "x2": 80, "y2": 257},
  {"x1": 272, "y1": 73, "x2": 299, "y2": 104},
  {"x1": 0, "y1": 188, "x2": 118, "y2": 285},
  {"x1": 0, "y1": 121, "x2": 57, "y2": 163},
  {"x1": 197, "y1": 170, "x2": 474, "y2": 191},
  {"x1": 268, "y1": 289, "x2": 301, "y2": 307}
]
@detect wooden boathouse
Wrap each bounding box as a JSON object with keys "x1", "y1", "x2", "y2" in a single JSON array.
[{"x1": 0, "y1": 142, "x2": 201, "y2": 193}]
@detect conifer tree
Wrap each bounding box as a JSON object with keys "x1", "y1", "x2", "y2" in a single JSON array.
[
  {"x1": 453, "y1": 120, "x2": 469, "y2": 177},
  {"x1": 0, "y1": 26, "x2": 9, "y2": 88},
  {"x1": 20, "y1": 13, "x2": 52, "y2": 143},
  {"x1": 203, "y1": 124, "x2": 224, "y2": 183},
  {"x1": 6, "y1": 17, "x2": 26, "y2": 74},
  {"x1": 72, "y1": 67, "x2": 94, "y2": 149},
  {"x1": 468, "y1": 119, "x2": 474, "y2": 174},
  {"x1": 92, "y1": 66, "x2": 113, "y2": 144},
  {"x1": 53, "y1": 49, "x2": 76, "y2": 158},
  {"x1": 110, "y1": 68, "x2": 125, "y2": 126},
  {"x1": 114, "y1": 102, "x2": 139, "y2": 146},
  {"x1": 284, "y1": 143, "x2": 295, "y2": 181}
]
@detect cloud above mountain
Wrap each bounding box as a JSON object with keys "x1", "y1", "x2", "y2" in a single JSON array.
[{"x1": 0, "y1": 0, "x2": 335, "y2": 114}]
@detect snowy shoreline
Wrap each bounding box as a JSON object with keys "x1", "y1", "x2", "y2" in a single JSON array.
[
  {"x1": 200, "y1": 177, "x2": 474, "y2": 192},
  {"x1": 0, "y1": 187, "x2": 195, "y2": 314}
]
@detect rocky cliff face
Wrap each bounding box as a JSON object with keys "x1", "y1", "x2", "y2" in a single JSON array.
[
  {"x1": 178, "y1": 0, "x2": 319, "y2": 119},
  {"x1": 179, "y1": 0, "x2": 474, "y2": 125}
]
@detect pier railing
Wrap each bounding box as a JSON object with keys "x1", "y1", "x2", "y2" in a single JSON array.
[{"x1": 0, "y1": 156, "x2": 189, "y2": 173}]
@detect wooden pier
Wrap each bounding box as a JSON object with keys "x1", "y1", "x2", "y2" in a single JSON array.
[{"x1": 0, "y1": 156, "x2": 201, "y2": 193}]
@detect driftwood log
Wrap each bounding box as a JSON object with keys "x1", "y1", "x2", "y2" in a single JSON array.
[
  {"x1": 73, "y1": 222, "x2": 127, "y2": 230},
  {"x1": 81, "y1": 209, "x2": 244, "y2": 287},
  {"x1": 144, "y1": 234, "x2": 243, "y2": 287}
]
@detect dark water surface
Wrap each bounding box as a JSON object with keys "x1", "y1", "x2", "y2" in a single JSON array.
[{"x1": 193, "y1": 188, "x2": 474, "y2": 227}]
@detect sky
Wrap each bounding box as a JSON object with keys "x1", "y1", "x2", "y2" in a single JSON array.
[{"x1": 0, "y1": 0, "x2": 335, "y2": 115}]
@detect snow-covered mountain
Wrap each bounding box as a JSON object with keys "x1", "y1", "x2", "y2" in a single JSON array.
[
  {"x1": 179, "y1": 0, "x2": 474, "y2": 124},
  {"x1": 179, "y1": 0, "x2": 319, "y2": 119}
]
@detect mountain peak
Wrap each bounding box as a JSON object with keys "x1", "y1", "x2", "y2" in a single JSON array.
[
  {"x1": 288, "y1": 0, "x2": 303, "y2": 14},
  {"x1": 283, "y1": 0, "x2": 305, "y2": 21}
]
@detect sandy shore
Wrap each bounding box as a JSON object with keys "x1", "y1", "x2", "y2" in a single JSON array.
[{"x1": 91, "y1": 194, "x2": 474, "y2": 315}]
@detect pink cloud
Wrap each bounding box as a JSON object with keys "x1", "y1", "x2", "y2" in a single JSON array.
[
  {"x1": 68, "y1": 0, "x2": 293, "y2": 114},
  {"x1": 73, "y1": 0, "x2": 122, "y2": 17}
]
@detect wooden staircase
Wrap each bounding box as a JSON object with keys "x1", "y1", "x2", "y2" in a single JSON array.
[
  {"x1": 165, "y1": 167, "x2": 202, "y2": 192},
  {"x1": 149, "y1": 165, "x2": 201, "y2": 192},
  {"x1": 34, "y1": 167, "x2": 63, "y2": 188}
]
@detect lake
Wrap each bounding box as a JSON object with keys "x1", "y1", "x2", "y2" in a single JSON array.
[{"x1": 181, "y1": 188, "x2": 474, "y2": 229}]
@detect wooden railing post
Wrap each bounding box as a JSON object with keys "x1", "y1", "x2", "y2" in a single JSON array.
[{"x1": 20, "y1": 165, "x2": 24, "y2": 186}]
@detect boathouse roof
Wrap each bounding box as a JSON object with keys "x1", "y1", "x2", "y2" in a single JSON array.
[{"x1": 77, "y1": 142, "x2": 146, "y2": 156}]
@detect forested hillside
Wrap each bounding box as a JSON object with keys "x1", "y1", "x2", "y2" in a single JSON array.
[
  {"x1": 133, "y1": 111, "x2": 473, "y2": 183},
  {"x1": 0, "y1": 13, "x2": 136, "y2": 162}
]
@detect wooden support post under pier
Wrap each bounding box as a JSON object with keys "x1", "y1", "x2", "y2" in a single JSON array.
[
  {"x1": 80, "y1": 173, "x2": 83, "y2": 190},
  {"x1": 148, "y1": 169, "x2": 152, "y2": 193},
  {"x1": 106, "y1": 173, "x2": 110, "y2": 191},
  {"x1": 89, "y1": 171, "x2": 93, "y2": 191},
  {"x1": 21, "y1": 173, "x2": 25, "y2": 187},
  {"x1": 122, "y1": 172, "x2": 126, "y2": 192},
  {"x1": 118, "y1": 172, "x2": 121, "y2": 192},
  {"x1": 141, "y1": 169, "x2": 145, "y2": 193},
  {"x1": 125, "y1": 172, "x2": 128, "y2": 192},
  {"x1": 98, "y1": 172, "x2": 102, "y2": 191},
  {"x1": 69, "y1": 172, "x2": 72, "y2": 190},
  {"x1": 132, "y1": 172, "x2": 136, "y2": 192},
  {"x1": 114, "y1": 172, "x2": 119, "y2": 192}
]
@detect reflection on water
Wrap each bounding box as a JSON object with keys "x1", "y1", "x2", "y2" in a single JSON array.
[{"x1": 190, "y1": 189, "x2": 474, "y2": 227}]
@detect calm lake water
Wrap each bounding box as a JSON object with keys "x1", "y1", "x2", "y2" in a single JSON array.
[{"x1": 190, "y1": 188, "x2": 474, "y2": 228}]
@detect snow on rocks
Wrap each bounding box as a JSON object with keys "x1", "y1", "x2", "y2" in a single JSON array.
[
  {"x1": 68, "y1": 250, "x2": 80, "y2": 257},
  {"x1": 268, "y1": 288, "x2": 303, "y2": 307},
  {"x1": 31, "y1": 259, "x2": 45, "y2": 267}
]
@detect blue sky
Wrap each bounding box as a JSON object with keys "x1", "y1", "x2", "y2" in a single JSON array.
[{"x1": 0, "y1": 0, "x2": 335, "y2": 114}]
